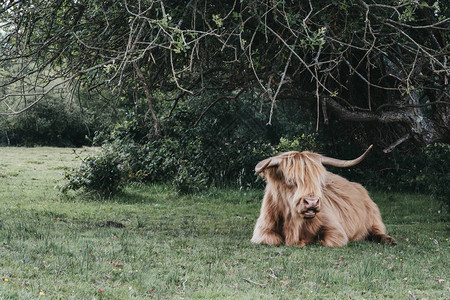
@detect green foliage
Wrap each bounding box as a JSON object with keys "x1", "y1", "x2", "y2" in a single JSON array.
[
  {"x1": 61, "y1": 89, "x2": 449, "y2": 206},
  {"x1": 276, "y1": 134, "x2": 318, "y2": 153},
  {"x1": 2, "y1": 0, "x2": 448, "y2": 152},
  {"x1": 61, "y1": 147, "x2": 125, "y2": 198},
  {"x1": 61, "y1": 123, "x2": 153, "y2": 198},
  {"x1": 2, "y1": 0, "x2": 448, "y2": 203},
  {"x1": 329, "y1": 141, "x2": 450, "y2": 207},
  {"x1": 0, "y1": 98, "x2": 92, "y2": 147},
  {"x1": 299, "y1": 26, "x2": 327, "y2": 50},
  {"x1": 371, "y1": 143, "x2": 450, "y2": 207},
  {"x1": 144, "y1": 137, "x2": 209, "y2": 194},
  {"x1": 143, "y1": 94, "x2": 317, "y2": 192},
  {"x1": 61, "y1": 91, "x2": 320, "y2": 196},
  {"x1": 0, "y1": 89, "x2": 122, "y2": 147},
  {"x1": 59, "y1": 98, "x2": 449, "y2": 210},
  {"x1": 408, "y1": 143, "x2": 450, "y2": 205},
  {"x1": 173, "y1": 165, "x2": 209, "y2": 194}
]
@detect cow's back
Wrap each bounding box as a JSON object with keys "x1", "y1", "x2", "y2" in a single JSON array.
[{"x1": 322, "y1": 172, "x2": 383, "y2": 241}]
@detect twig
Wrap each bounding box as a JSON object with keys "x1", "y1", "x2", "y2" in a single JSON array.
[
  {"x1": 383, "y1": 134, "x2": 411, "y2": 153},
  {"x1": 0, "y1": 56, "x2": 122, "y2": 115},
  {"x1": 408, "y1": 290, "x2": 417, "y2": 300},
  {"x1": 378, "y1": 167, "x2": 410, "y2": 173},
  {"x1": 267, "y1": 43, "x2": 294, "y2": 125},
  {"x1": 321, "y1": 98, "x2": 329, "y2": 125},
  {"x1": 169, "y1": 49, "x2": 194, "y2": 95},
  {"x1": 268, "y1": 268, "x2": 277, "y2": 279},
  {"x1": 242, "y1": 278, "x2": 266, "y2": 288},
  {"x1": 259, "y1": 19, "x2": 333, "y2": 96},
  {"x1": 315, "y1": 65, "x2": 320, "y2": 132}
]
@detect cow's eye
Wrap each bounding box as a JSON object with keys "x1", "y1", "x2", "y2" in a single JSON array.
[{"x1": 286, "y1": 180, "x2": 297, "y2": 188}]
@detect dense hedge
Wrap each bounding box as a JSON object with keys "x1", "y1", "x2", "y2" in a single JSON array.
[
  {"x1": 60, "y1": 94, "x2": 449, "y2": 208},
  {"x1": 0, "y1": 92, "x2": 120, "y2": 147},
  {"x1": 0, "y1": 98, "x2": 92, "y2": 147},
  {"x1": 4, "y1": 92, "x2": 447, "y2": 205}
]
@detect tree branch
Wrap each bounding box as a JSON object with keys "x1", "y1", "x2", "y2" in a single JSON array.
[
  {"x1": 383, "y1": 134, "x2": 411, "y2": 153},
  {"x1": 133, "y1": 61, "x2": 160, "y2": 136}
]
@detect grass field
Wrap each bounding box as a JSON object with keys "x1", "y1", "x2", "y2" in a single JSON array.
[{"x1": 0, "y1": 147, "x2": 448, "y2": 299}]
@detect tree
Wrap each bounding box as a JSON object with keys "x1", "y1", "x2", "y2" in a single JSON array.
[{"x1": 1, "y1": 0, "x2": 448, "y2": 150}]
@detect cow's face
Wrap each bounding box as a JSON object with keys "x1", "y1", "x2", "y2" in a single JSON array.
[
  {"x1": 258, "y1": 151, "x2": 326, "y2": 220},
  {"x1": 288, "y1": 180, "x2": 321, "y2": 219}
]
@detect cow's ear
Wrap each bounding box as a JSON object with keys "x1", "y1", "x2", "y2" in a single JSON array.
[{"x1": 255, "y1": 157, "x2": 282, "y2": 173}]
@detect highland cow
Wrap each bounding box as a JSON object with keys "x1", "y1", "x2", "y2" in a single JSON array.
[{"x1": 251, "y1": 146, "x2": 396, "y2": 247}]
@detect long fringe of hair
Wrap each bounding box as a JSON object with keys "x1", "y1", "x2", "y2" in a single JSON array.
[{"x1": 278, "y1": 151, "x2": 326, "y2": 198}]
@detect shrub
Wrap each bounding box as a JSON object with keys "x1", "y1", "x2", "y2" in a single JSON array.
[
  {"x1": 61, "y1": 148, "x2": 125, "y2": 198},
  {"x1": 60, "y1": 89, "x2": 448, "y2": 205},
  {"x1": 0, "y1": 97, "x2": 93, "y2": 146},
  {"x1": 276, "y1": 134, "x2": 318, "y2": 153},
  {"x1": 409, "y1": 143, "x2": 449, "y2": 206},
  {"x1": 173, "y1": 164, "x2": 209, "y2": 194}
]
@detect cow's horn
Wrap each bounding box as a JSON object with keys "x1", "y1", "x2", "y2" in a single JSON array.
[
  {"x1": 255, "y1": 157, "x2": 283, "y2": 173},
  {"x1": 320, "y1": 145, "x2": 373, "y2": 168}
]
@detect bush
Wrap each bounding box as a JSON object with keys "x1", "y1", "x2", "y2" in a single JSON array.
[
  {"x1": 61, "y1": 126, "x2": 151, "y2": 198},
  {"x1": 0, "y1": 97, "x2": 94, "y2": 146},
  {"x1": 276, "y1": 134, "x2": 319, "y2": 153},
  {"x1": 60, "y1": 148, "x2": 125, "y2": 198},
  {"x1": 0, "y1": 89, "x2": 123, "y2": 147},
  {"x1": 52, "y1": 87, "x2": 322, "y2": 197},
  {"x1": 60, "y1": 89, "x2": 448, "y2": 206},
  {"x1": 409, "y1": 143, "x2": 449, "y2": 206},
  {"x1": 61, "y1": 129, "x2": 320, "y2": 197}
]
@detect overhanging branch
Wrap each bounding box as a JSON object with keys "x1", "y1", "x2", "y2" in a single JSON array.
[{"x1": 324, "y1": 97, "x2": 402, "y2": 123}]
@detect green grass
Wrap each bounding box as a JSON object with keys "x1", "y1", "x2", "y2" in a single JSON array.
[{"x1": 0, "y1": 147, "x2": 448, "y2": 299}]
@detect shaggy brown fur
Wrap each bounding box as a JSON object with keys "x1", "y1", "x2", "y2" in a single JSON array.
[{"x1": 251, "y1": 151, "x2": 396, "y2": 247}]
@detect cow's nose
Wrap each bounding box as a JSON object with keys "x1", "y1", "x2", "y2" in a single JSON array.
[{"x1": 303, "y1": 196, "x2": 320, "y2": 209}]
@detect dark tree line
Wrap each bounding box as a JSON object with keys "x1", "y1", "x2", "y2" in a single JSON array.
[{"x1": 1, "y1": 0, "x2": 449, "y2": 150}]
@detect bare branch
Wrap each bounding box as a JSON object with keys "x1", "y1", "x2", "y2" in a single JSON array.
[
  {"x1": 267, "y1": 39, "x2": 295, "y2": 125},
  {"x1": 133, "y1": 61, "x2": 160, "y2": 136},
  {"x1": 383, "y1": 134, "x2": 411, "y2": 153},
  {"x1": 0, "y1": 56, "x2": 122, "y2": 115}
]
